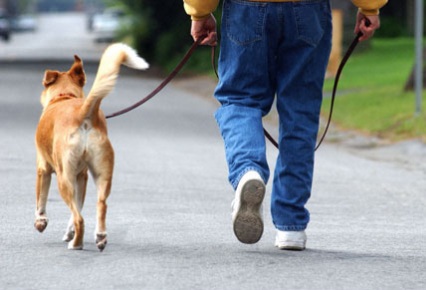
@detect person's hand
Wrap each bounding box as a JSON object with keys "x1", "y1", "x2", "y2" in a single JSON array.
[
  {"x1": 354, "y1": 11, "x2": 380, "y2": 42},
  {"x1": 190, "y1": 13, "x2": 217, "y2": 46}
]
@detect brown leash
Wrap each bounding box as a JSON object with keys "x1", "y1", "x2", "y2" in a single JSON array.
[
  {"x1": 314, "y1": 27, "x2": 367, "y2": 151},
  {"x1": 106, "y1": 26, "x2": 366, "y2": 151},
  {"x1": 106, "y1": 37, "x2": 205, "y2": 119}
]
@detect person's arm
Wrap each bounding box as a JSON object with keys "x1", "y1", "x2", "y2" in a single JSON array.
[
  {"x1": 183, "y1": 0, "x2": 219, "y2": 46},
  {"x1": 351, "y1": 0, "x2": 388, "y2": 41}
]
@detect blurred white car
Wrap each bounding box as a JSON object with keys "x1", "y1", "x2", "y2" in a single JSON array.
[
  {"x1": 11, "y1": 14, "x2": 37, "y2": 32},
  {"x1": 92, "y1": 8, "x2": 127, "y2": 43}
]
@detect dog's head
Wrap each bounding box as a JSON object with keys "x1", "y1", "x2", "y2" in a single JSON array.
[{"x1": 40, "y1": 55, "x2": 86, "y2": 108}]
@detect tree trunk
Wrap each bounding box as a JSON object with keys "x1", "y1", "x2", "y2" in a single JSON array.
[{"x1": 404, "y1": 47, "x2": 426, "y2": 92}]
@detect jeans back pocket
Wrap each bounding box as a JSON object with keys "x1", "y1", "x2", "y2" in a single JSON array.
[
  {"x1": 223, "y1": 0, "x2": 267, "y2": 46},
  {"x1": 293, "y1": 0, "x2": 331, "y2": 47}
]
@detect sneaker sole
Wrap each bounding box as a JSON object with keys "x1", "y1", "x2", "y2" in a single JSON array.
[
  {"x1": 275, "y1": 244, "x2": 306, "y2": 251},
  {"x1": 233, "y1": 179, "x2": 265, "y2": 244},
  {"x1": 275, "y1": 238, "x2": 306, "y2": 251}
]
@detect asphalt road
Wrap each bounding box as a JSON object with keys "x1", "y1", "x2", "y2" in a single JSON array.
[{"x1": 0, "y1": 12, "x2": 425, "y2": 290}]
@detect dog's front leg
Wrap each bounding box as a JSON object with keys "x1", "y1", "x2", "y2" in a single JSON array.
[
  {"x1": 62, "y1": 216, "x2": 74, "y2": 242},
  {"x1": 62, "y1": 170, "x2": 88, "y2": 242},
  {"x1": 57, "y1": 173, "x2": 85, "y2": 250},
  {"x1": 34, "y1": 165, "x2": 52, "y2": 233}
]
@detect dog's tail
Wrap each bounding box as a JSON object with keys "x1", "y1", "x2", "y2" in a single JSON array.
[{"x1": 81, "y1": 43, "x2": 149, "y2": 119}]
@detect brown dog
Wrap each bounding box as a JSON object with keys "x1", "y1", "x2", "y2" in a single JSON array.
[{"x1": 34, "y1": 43, "x2": 148, "y2": 251}]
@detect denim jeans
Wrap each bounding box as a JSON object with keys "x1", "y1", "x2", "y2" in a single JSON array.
[{"x1": 214, "y1": 0, "x2": 332, "y2": 231}]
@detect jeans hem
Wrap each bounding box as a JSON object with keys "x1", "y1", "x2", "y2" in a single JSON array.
[
  {"x1": 275, "y1": 225, "x2": 307, "y2": 231},
  {"x1": 232, "y1": 167, "x2": 264, "y2": 190}
]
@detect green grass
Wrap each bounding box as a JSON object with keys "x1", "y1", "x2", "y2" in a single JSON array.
[{"x1": 322, "y1": 38, "x2": 426, "y2": 142}]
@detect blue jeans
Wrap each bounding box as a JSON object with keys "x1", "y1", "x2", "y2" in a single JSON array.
[{"x1": 214, "y1": 0, "x2": 332, "y2": 231}]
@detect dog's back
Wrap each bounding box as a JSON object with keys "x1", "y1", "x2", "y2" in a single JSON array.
[{"x1": 34, "y1": 43, "x2": 148, "y2": 251}]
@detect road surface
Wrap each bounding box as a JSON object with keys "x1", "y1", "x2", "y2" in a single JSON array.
[{"x1": 0, "y1": 12, "x2": 425, "y2": 290}]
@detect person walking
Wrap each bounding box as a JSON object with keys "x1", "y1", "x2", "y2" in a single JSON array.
[{"x1": 183, "y1": 0, "x2": 387, "y2": 250}]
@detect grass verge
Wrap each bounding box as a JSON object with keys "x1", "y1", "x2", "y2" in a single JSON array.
[{"x1": 322, "y1": 37, "x2": 426, "y2": 142}]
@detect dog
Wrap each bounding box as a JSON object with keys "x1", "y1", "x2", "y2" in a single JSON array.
[{"x1": 34, "y1": 43, "x2": 148, "y2": 251}]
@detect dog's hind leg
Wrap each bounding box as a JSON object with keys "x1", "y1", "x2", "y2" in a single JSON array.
[
  {"x1": 35, "y1": 159, "x2": 52, "y2": 233},
  {"x1": 91, "y1": 151, "x2": 114, "y2": 252},
  {"x1": 62, "y1": 170, "x2": 88, "y2": 242},
  {"x1": 94, "y1": 174, "x2": 112, "y2": 252},
  {"x1": 57, "y1": 172, "x2": 85, "y2": 250}
]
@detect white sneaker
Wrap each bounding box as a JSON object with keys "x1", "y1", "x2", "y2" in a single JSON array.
[
  {"x1": 275, "y1": 230, "x2": 307, "y2": 251},
  {"x1": 232, "y1": 171, "x2": 265, "y2": 244}
]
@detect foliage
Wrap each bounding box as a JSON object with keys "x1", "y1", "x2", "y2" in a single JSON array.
[
  {"x1": 375, "y1": 16, "x2": 408, "y2": 38},
  {"x1": 104, "y1": 0, "x2": 193, "y2": 66}
]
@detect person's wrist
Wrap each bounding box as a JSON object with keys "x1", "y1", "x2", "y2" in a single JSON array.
[
  {"x1": 191, "y1": 13, "x2": 212, "y2": 21},
  {"x1": 359, "y1": 8, "x2": 380, "y2": 16}
]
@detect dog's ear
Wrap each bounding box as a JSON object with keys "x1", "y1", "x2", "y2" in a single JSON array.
[
  {"x1": 43, "y1": 70, "x2": 59, "y2": 87},
  {"x1": 69, "y1": 55, "x2": 86, "y2": 87}
]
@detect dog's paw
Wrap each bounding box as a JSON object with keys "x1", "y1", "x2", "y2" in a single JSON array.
[
  {"x1": 67, "y1": 241, "x2": 83, "y2": 250},
  {"x1": 96, "y1": 233, "x2": 108, "y2": 252},
  {"x1": 62, "y1": 230, "x2": 75, "y2": 242},
  {"x1": 34, "y1": 217, "x2": 49, "y2": 233}
]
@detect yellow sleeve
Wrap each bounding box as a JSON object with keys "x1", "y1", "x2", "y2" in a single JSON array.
[
  {"x1": 352, "y1": 0, "x2": 388, "y2": 16},
  {"x1": 183, "y1": 0, "x2": 219, "y2": 20}
]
